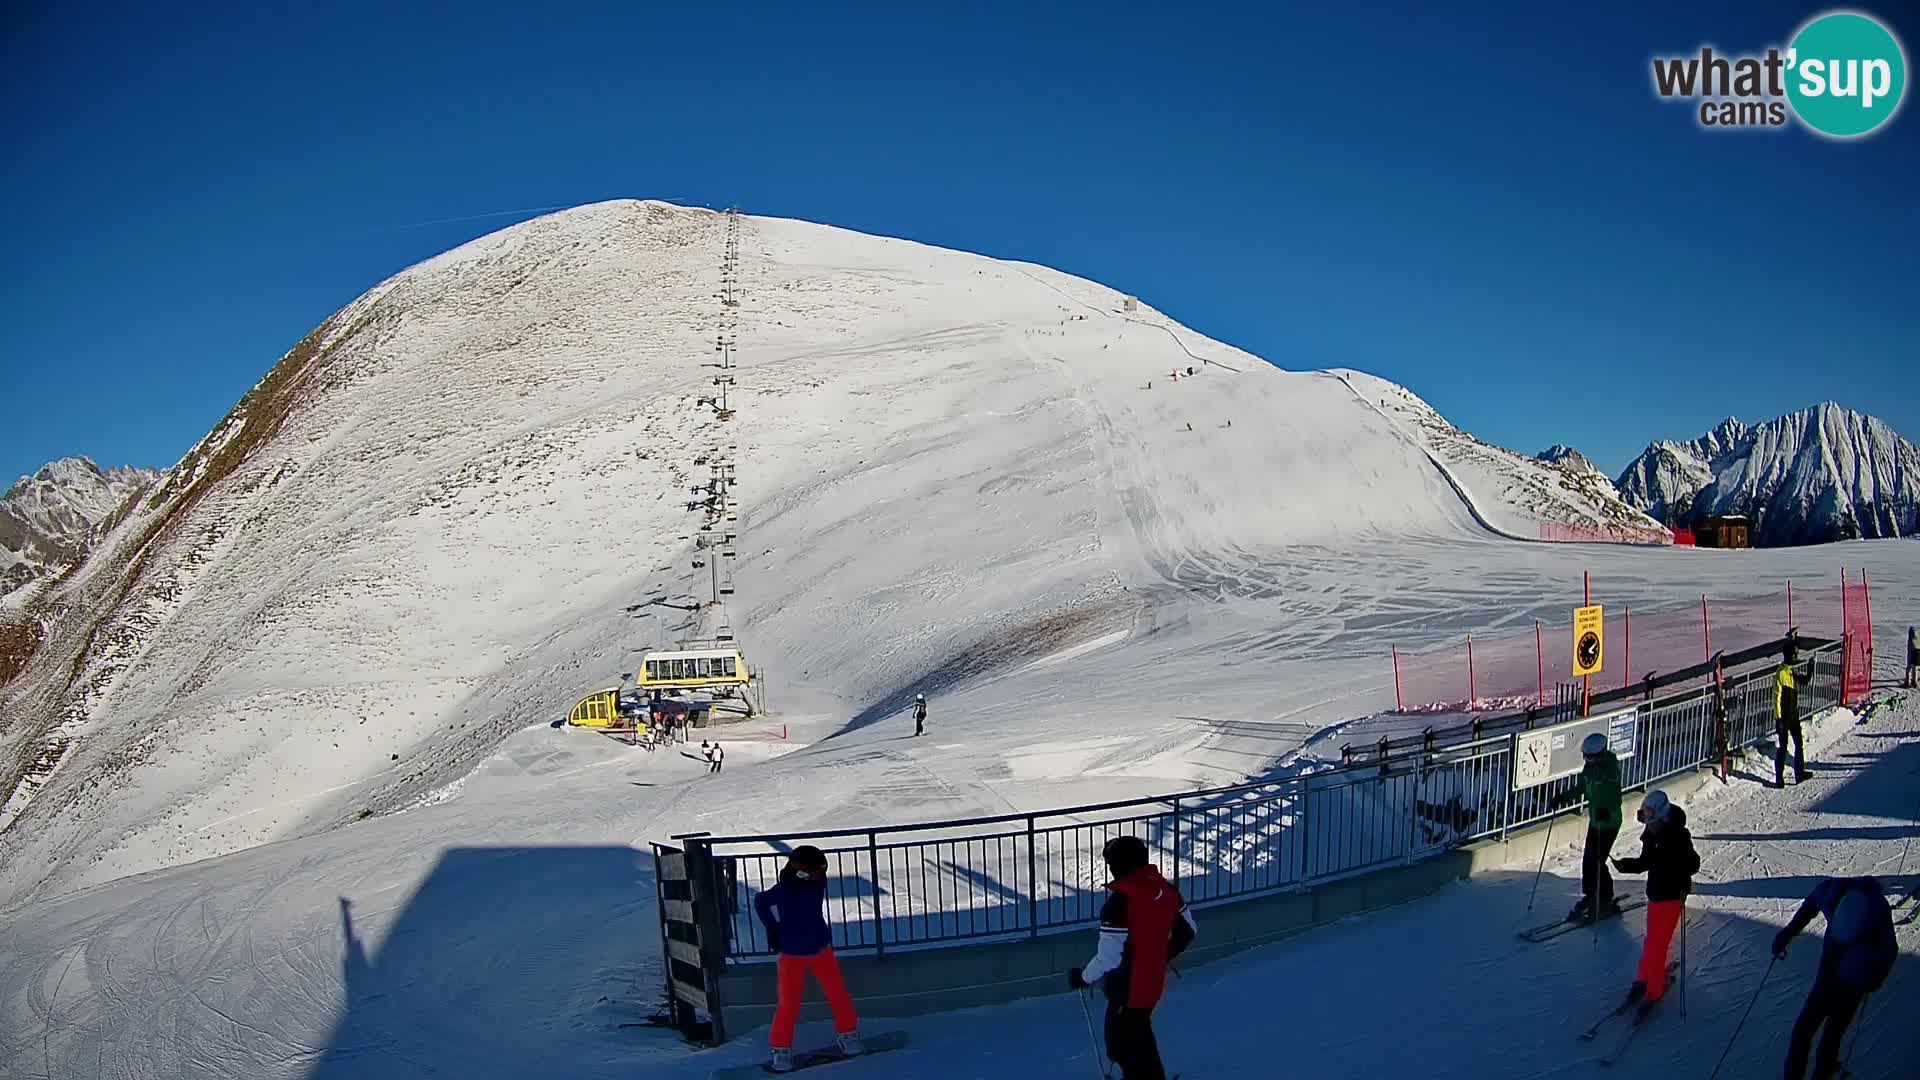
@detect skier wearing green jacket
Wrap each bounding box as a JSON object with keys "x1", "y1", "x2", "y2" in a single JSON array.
[{"x1": 1570, "y1": 732, "x2": 1624, "y2": 923}]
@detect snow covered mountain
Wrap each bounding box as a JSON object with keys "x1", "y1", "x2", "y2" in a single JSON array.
[
  {"x1": 1535, "y1": 444, "x2": 1601, "y2": 476},
  {"x1": 1336, "y1": 373, "x2": 1668, "y2": 543},
  {"x1": 0, "y1": 202, "x2": 1683, "y2": 906},
  {"x1": 1618, "y1": 407, "x2": 1918, "y2": 545},
  {"x1": 1615, "y1": 417, "x2": 1748, "y2": 524},
  {"x1": 0, "y1": 457, "x2": 158, "y2": 600}
]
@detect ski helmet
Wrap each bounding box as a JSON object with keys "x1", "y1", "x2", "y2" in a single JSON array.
[
  {"x1": 1641, "y1": 789, "x2": 1671, "y2": 821},
  {"x1": 1582, "y1": 732, "x2": 1608, "y2": 756},
  {"x1": 1102, "y1": 835, "x2": 1149, "y2": 878},
  {"x1": 1830, "y1": 891, "x2": 1872, "y2": 945}
]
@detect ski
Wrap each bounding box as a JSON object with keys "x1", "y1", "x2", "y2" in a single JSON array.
[
  {"x1": 1579, "y1": 960, "x2": 1677, "y2": 1043},
  {"x1": 710, "y1": 1031, "x2": 910, "y2": 1078},
  {"x1": 1597, "y1": 963, "x2": 1680, "y2": 1067},
  {"x1": 1521, "y1": 898, "x2": 1646, "y2": 943}
]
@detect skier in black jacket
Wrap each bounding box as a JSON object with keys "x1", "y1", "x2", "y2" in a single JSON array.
[{"x1": 1611, "y1": 789, "x2": 1699, "y2": 1009}]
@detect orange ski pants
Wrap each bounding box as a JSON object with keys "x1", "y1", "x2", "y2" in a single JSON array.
[{"x1": 770, "y1": 947, "x2": 858, "y2": 1049}]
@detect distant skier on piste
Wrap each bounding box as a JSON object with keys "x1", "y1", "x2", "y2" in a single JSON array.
[
  {"x1": 1569, "y1": 732, "x2": 1623, "y2": 924},
  {"x1": 753, "y1": 845, "x2": 862, "y2": 1073},
  {"x1": 1905, "y1": 625, "x2": 1917, "y2": 689},
  {"x1": 1774, "y1": 876, "x2": 1895, "y2": 1080},
  {"x1": 1609, "y1": 789, "x2": 1698, "y2": 1012},
  {"x1": 912, "y1": 694, "x2": 927, "y2": 737},
  {"x1": 1775, "y1": 640, "x2": 1812, "y2": 787},
  {"x1": 1066, "y1": 835, "x2": 1197, "y2": 1080}
]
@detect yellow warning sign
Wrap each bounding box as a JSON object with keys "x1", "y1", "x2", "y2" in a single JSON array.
[{"x1": 1573, "y1": 605, "x2": 1604, "y2": 676}]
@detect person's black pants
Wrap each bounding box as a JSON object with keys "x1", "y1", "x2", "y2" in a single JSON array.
[
  {"x1": 1104, "y1": 999, "x2": 1165, "y2": 1080},
  {"x1": 1783, "y1": 978, "x2": 1863, "y2": 1080},
  {"x1": 1581, "y1": 825, "x2": 1619, "y2": 907},
  {"x1": 1775, "y1": 719, "x2": 1806, "y2": 783}
]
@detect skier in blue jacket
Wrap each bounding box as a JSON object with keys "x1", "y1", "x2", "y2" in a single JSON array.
[
  {"x1": 1773, "y1": 876, "x2": 1896, "y2": 1080},
  {"x1": 752, "y1": 845, "x2": 861, "y2": 1072}
]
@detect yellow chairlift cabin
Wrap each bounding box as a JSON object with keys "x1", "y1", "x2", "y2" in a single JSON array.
[{"x1": 639, "y1": 646, "x2": 754, "y2": 716}]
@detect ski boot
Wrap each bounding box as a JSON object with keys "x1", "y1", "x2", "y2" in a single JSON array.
[
  {"x1": 769, "y1": 1048, "x2": 794, "y2": 1073},
  {"x1": 836, "y1": 1032, "x2": 864, "y2": 1057},
  {"x1": 1566, "y1": 897, "x2": 1593, "y2": 924},
  {"x1": 1621, "y1": 980, "x2": 1647, "y2": 1009}
]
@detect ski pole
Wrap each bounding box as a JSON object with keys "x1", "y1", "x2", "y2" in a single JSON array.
[
  {"x1": 1077, "y1": 989, "x2": 1110, "y2": 1080},
  {"x1": 1524, "y1": 811, "x2": 1556, "y2": 915},
  {"x1": 1840, "y1": 989, "x2": 1876, "y2": 1072},
  {"x1": 1706, "y1": 954, "x2": 1776, "y2": 1080},
  {"x1": 1680, "y1": 908, "x2": 1688, "y2": 1020}
]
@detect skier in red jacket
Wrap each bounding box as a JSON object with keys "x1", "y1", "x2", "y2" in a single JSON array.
[{"x1": 1067, "y1": 836, "x2": 1197, "y2": 1080}]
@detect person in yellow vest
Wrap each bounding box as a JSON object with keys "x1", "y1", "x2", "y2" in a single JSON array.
[{"x1": 1774, "y1": 642, "x2": 1812, "y2": 787}]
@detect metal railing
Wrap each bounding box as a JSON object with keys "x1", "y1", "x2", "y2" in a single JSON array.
[{"x1": 673, "y1": 637, "x2": 1841, "y2": 965}]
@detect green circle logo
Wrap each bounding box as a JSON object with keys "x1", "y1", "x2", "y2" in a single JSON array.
[{"x1": 1786, "y1": 11, "x2": 1907, "y2": 137}]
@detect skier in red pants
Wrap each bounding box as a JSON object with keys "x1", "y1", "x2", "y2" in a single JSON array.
[
  {"x1": 753, "y1": 846, "x2": 861, "y2": 1072},
  {"x1": 1611, "y1": 789, "x2": 1699, "y2": 1013}
]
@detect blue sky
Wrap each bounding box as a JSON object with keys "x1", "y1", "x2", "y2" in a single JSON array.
[{"x1": 2, "y1": 1, "x2": 1914, "y2": 484}]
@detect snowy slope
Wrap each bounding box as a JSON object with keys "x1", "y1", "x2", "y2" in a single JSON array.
[
  {"x1": 2, "y1": 204, "x2": 1909, "y2": 914},
  {"x1": 1335, "y1": 370, "x2": 1668, "y2": 542},
  {"x1": 0, "y1": 457, "x2": 158, "y2": 600},
  {"x1": 2, "y1": 654, "x2": 1913, "y2": 1079},
  {"x1": 0, "y1": 200, "x2": 1915, "y2": 1080},
  {"x1": 0, "y1": 200, "x2": 1589, "y2": 906}
]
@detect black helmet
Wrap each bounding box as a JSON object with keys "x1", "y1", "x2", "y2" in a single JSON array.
[{"x1": 1102, "y1": 835, "x2": 1149, "y2": 878}]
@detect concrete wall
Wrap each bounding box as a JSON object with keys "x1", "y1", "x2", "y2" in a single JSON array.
[{"x1": 716, "y1": 765, "x2": 1718, "y2": 1039}]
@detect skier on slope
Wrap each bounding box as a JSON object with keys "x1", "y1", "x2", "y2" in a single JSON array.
[
  {"x1": 1774, "y1": 876, "x2": 1896, "y2": 1080},
  {"x1": 1066, "y1": 836, "x2": 1198, "y2": 1080},
  {"x1": 1568, "y1": 732, "x2": 1624, "y2": 924},
  {"x1": 1774, "y1": 641, "x2": 1813, "y2": 787},
  {"x1": 753, "y1": 845, "x2": 862, "y2": 1072},
  {"x1": 1609, "y1": 789, "x2": 1699, "y2": 1011},
  {"x1": 1904, "y1": 625, "x2": 1917, "y2": 690},
  {"x1": 912, "y1": 694, "x2": 928, "y2": 737}
]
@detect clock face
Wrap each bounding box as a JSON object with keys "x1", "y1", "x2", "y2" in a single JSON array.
[{"x1": 1577, "y1": 631, "x2": 1601, "y2": 670}]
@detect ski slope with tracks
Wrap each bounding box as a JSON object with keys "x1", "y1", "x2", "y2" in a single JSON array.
[{"x1": 1, "y1": 201, "x2": 1917, "y2": 1079}]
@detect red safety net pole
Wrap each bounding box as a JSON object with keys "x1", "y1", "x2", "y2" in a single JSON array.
[
  {"x1": 1583, "y1": 571, "x2": 1592, "y2": 715},
  {"x1": 1701, "y1": 594, "x2": 1712, "y2": 663},
  {"x1": 1392, "y1": 644, "x2": 1403, "y2": 712},
  {"x1": 1467, "y1": 634, "x2": 1477, "y2": 707},
  {"x1": 1864, "y1": 568, "x2": 1875, "y2": 676},
  {"x1": 1841, "y1": 567, "x2": 1851, "y2": 706},
  {"x1": 1623, "y1": 607, "x2": 1632, "y2": 691},
  {"x1": 1535, "y1": 621, "x2": 1545, "y2": 707}
]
